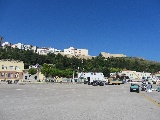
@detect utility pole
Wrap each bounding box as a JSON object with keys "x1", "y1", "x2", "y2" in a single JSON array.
[
  {"x1": 72, "y1": 69, "x2": 74, "y2": 83},
  {"x1": 72, "y1": 62, "x2": 75, "y2": 83}
]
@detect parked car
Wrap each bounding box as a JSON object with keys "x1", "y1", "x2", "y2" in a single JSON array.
[
  {"x1": 130, "y1": 83, "x2": 140, "y2": 93},
  {"x1": 7, "y1": 80, "x2": 12, "y2": 84},
  {"x1": 92, "y1": 80, "x2": 104, "y2": 86}
]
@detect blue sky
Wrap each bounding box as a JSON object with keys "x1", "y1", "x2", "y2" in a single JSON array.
[{"x1": 0, "y1": 0, "x2": 160, "y2": 61}]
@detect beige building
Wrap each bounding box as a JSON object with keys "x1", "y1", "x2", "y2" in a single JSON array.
[
  {"x1": 101, "y1": 52, "x2": 126, "y2": 58},
  {"x1": 110, "y1": 70, "x2": 151, "y2": 80},
  {"x1": 64, "y1": 47, "x2": 88, "y2": 56},
  {"x1": 59, "y1": 52, "x2": 94, "y2": 59},
  {"x1": 0, "y1": 59, "x2": 24, "y2": 82}
]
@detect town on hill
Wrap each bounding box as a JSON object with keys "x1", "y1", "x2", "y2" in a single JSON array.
[{"x1": 1, "y1": 36, "x2": 160, "y2": 83}]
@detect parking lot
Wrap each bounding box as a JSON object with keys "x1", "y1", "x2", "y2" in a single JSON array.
[{"x1": 0, "y1": 83, "x2": 159, "y2": 120}]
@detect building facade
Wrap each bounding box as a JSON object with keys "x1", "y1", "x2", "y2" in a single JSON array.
[
  {"x1": 0, "y1": 59, "x2": 24, "y2": 81},
  {"x1": 31, "y1": 46, "x2": 38, "y2": 53},
  {"x1": 2, "y1": 42, "x2": 12, "y2": 47},
  {"x1": 64, "y1": 47, "x2": 88, "y2": 56},
  {"x1": 24, "y1": 44, "x2": 32, "y2": 50},
  {"x1": 110, "y1": 70, "x2": 151, "y2": 80},
  {"x1": 101, "y1": 52, "x2": 126, "y2": 58},
  {"x1": 23, "y1": 63, "x2": 44, "y2": 82},
  {"x1": 36, "y1": 47, "x2": 61, "y2": 55},
  {"x1": 78, "y1": 72, "x2": 106, "y2": 83}
]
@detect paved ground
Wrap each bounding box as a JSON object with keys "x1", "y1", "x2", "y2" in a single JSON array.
[{"x1": 0, "y1": 83, "x2": 159, "y2": 120}]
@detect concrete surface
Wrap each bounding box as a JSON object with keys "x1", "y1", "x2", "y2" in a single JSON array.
[{"x1": 0, "y1": 83, "x2": 159, "y2": 120}]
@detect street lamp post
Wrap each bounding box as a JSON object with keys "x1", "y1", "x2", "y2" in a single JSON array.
[
  {"x1": 81, "y1": 60, "x2": 84, "y2": 82},
  {"x1": 72, "y1": 69, "x2": 74, "y2": 83}
]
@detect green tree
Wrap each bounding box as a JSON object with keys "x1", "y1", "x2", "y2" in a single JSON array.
[
  {"x1": 28, "y1": 68, "x2": 37, "y2": 75},
  {"x1": 41, "y1": 63, "x2": 54, "y2": 78}
]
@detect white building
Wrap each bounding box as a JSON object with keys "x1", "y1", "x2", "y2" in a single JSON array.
[
  {"x1": 64, "y1": 47, "x2": 88, "y2": 56},
  {"x1": 24, "y1": 45, "x2": 32, "y2": 50},
  {"x1": 12, "y1": 43, "x2": 26, "y2": 50},
  {"x1": 16, "y1": 43, "x2": 25, "y2": 50},
  {"x1": 2, "y1": 42, "x2": 12, "y2": 47},
  {"x1": 31, "y1": 46, "x2": 38, "y2": 53},
  {"x1": 11, "y1": 43, "x2": 38, "y2": 52},
  {"x1": 36, "y1": 47, "x2": 61, "y2": 55},
  {"x1": 110, "y1": 70, "x2": 151, "y2": 80},
  {"x1": 36, "y1": 47, "x2": 49, "y2": 55},
  {"x1": 11, "y1": 44, "x2": 17, "y2": 48},
  {"x1": 29, "y1": 63, "x2": 41, "y2": 69},
  {"x1": 55, "y1": 49, "x2": 62, "y2": 53},
  {"x1": 78, "y1": 72, "x2": 106, "y2": 83}
]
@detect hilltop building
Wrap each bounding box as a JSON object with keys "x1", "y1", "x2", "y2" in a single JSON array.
[
  {"x1": 64, "y1": 47, "x2": 88, "y2": 56},
  {"x1": 11, "y1": 43, "x2": 38, "y2": 52},
  {"x1": 101, "y1": 52, "x2": 126, "y2": 58},
  {"x1": 2, "y1": 42, "x2": 12, "y2": 47},
  {"x1": 1, "y1": 39, "x2": 129, "y2": 60},
  {"x1": 36, "y1": 47, "x2": 61, "y2": 55}
]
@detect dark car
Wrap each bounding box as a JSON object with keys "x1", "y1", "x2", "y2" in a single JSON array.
[
  {"x1": 92, "y1": 80, "x2": 104, "y2": 86},
  {"x1": 7, "y1": 80, "x2": 12, "y2": 84},
  {"x1": 130, "y1": 83, "x2": 140, "y2": 93}
]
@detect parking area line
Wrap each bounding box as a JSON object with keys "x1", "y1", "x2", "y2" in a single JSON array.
[{"x1": 140, "y1": 93, "x2": 160, "y2": 108}]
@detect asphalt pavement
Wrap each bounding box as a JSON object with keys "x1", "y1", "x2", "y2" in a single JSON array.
[{"x1": 0, "y1": 83, "x2": 159, "y2": 120}]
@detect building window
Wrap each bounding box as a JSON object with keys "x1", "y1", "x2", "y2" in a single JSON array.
[
  {"x1": 2, "y1": 65, "x2": 4, "y2": 69},
  {"x1": 15, "y1": 66, "x2": 20, "y2": 70},
  {"x1": 2, "y1": 65, "x2": 7, "y2": 70},
  {"x1": 9, "y1": 66, "x2": 14, "y2": 70}
]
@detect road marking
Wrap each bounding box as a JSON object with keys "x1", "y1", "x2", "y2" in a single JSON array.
[{"x1": 140, "y1": 93, "x2": 160, "y2": 108}]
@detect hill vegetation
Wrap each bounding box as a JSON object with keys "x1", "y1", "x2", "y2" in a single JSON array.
[{"x1": 0, "y1": 46, "x2": 160, "y2": 77}]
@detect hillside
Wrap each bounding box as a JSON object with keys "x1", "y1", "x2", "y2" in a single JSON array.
[{"x1": 0, "y1": 47, "x2": 160, "y2": 77}]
